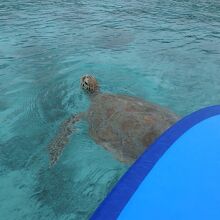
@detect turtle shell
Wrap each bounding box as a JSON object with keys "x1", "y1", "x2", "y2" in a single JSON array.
[{"x1": 87, "y1": 93, "x2": 179, "y2": 163}]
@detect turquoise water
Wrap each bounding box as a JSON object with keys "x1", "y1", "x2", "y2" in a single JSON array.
[{"x1": 0, "y1": 0, "x2": 220, "y2": 219}]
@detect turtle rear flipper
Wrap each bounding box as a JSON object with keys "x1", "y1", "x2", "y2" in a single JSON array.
[{"x1": 48, "y1": 114, "x2": 81, "y2": 167}]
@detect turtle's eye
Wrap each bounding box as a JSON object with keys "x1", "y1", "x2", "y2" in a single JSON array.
[{"x1": 84, "y1": 81, "x2": 88, "y2": 85}]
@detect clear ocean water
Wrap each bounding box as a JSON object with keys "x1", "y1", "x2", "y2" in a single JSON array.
[{"x1": 0, "y1": 0, "x2": 220, "y2": 219}]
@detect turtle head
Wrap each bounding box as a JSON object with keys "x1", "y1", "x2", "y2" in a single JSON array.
[{"x1": 80, "y1": 75, "x2": 99, "y2": 94}]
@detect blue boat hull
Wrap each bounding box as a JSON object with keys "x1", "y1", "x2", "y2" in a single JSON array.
[{"x1": 91, "y1": 105, "x2": 220, "y2": 220}]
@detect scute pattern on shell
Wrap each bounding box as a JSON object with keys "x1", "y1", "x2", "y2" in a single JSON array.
[{"x1": 87, "y1": 94, "x2": 179, "y2": 163}]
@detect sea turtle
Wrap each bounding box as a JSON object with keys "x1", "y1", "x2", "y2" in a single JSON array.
[{"x1": 48, "y1": 75, "x2": 179, "y2": 167}]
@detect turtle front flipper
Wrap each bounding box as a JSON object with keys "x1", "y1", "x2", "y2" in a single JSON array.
[{"x1": 48, "y1": 113, "x2": 83, "y2": 167}]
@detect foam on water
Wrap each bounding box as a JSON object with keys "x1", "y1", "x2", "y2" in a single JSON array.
[{"x1": 0, "y1": 0, "x2": 220, "y2": 219}]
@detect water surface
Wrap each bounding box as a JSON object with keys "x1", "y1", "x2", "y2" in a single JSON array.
[{"x1": 0, "y1": 0, "x2": 220, "y2": 219}]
